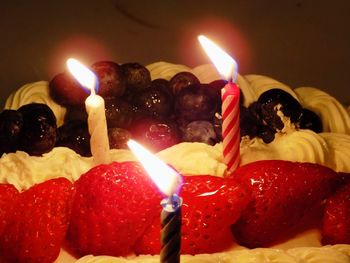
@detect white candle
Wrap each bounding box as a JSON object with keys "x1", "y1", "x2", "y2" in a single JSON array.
[{"x1": 67, "y1": 58, "x2": 110, "y2": 165}]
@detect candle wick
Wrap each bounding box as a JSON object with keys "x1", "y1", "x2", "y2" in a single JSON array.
[{"x1": 90, "y1": 86, "x2": 96, "y2": 96}]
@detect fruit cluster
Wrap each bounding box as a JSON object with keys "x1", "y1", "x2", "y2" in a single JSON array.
[{"x1": 0, "y1": 61, "x2": 323, "y2": 156}]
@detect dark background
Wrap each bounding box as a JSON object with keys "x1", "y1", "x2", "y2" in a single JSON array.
[{"x1": 1, "y1": 0, "x2": 349, "y2": 108}]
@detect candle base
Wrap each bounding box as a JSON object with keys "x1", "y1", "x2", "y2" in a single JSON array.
[{"x1": 160, "y1": 195, "x2": 182, "y2": 263}]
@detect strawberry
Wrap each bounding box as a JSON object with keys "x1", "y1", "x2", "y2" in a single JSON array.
[
  {"x1": 0, "y1": 184, "x2": 19, "y2": 236},
  {"x1": 231, "y1": 160, "x2": 339, "y2": 248},
  {"x1": 0, "y1": 177, "x2": 74, "y2": 263},
  {"x1": 135, "y1": 175, "x2": 251, "y2": 255},
  {"x1": 322, "y1": 176, "x2": 350, "y2": 245},
  {"x1": 67, "y1": 161, "x2": 163, "y2": 257}
]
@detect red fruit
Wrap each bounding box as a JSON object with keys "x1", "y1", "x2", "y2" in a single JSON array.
[
  {"x1": 135, "y1": 175, "x2": 251, "y2": 255},
  {"x1": 231, "y1": 160, "x2": 339, "y2": 248},
  {"x1": 0, "y1": 184, "x2": 19, "y2": 236},
  {"x1": 49, "y1": 72, "x2": 89, "y2": 105},
  {"x1": 0, "y1": 178, "x2": 74, "y2": 263},
  {"x1": 90, "y1": 61, "x2": 126, "y2": 98},
  {"x1": 322, "y1": 178, "x2": 350, "y2": 245},
  {"x1": 67, "y1": 162, "x2": 163, "y2": 257}
]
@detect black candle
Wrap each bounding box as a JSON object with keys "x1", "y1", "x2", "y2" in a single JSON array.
[{"x1": 160, "y1": 194, "x2": 182, "y2": 263}]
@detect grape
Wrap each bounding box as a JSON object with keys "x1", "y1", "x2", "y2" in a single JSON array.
[
  {"x1": 90, "y1": 61, "x2": 126, "y2": 98},
  {"x1": 130, "y1": 118, "x2": 179, "y2": 152},
  {"x1": 175, "y1": 83, "x2": 218, "y2": 122},
  {"x1": 18, "y1": 103, "x2": 57, "y2": 156},
  {"x1": 0, "y1": 109, "x2": 23, "y2": 155},
  {"x1": 181, "y1": 121, "x2": 217, "y2": 145},
  {"x1": 108, "y1": 128, "x2": 131, "y2": 149},
  {"x1": 122, "y1": 63, "x2": 151, "y2": 92},
  {"x1": 49, "y1": 72, "x2": 88, "y2": 106},
  {"x1": 169, "y1": 72, "x2": 200, "y2": 95},
  {"x1": 56, "y1": 120, "x2": 91, "y2": 156},
  {"x1": 105, "y1": 97, "x2": 134, "y2": 128}
]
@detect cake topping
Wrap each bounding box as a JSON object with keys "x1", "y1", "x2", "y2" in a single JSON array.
[{"x1": 18, "y1": 103, "x2": 57, "y2": 156}]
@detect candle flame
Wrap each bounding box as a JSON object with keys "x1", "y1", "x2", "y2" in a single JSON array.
[
  {"x1": 127, "y1": 140, "x2": 182, "y2": 197},
  {"x1": 198, "y1": 35, "x2": 238, "y2": 82},
  {"x1": 66, "y1": 58, "x2": 97, "y2": 92}
]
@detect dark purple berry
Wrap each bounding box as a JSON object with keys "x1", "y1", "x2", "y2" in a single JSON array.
[
  {"x1": 134, "y1": 84, "x2": 173, "y2": 119},
  {"x1": 91, "y1": 61, "x2": 126, "y2": 98},
  {"x1": 64, "y1": 105, "x2": 87, "y2": 123},
  {"x1": 49, "y1": 72, "x2": 88, "y2": 106},
  {"x1": 130, "y1": 118, "x2": 180, "y2": 152},
  {"x1": 121, "y1": 63, "x2": 151, "y2": 92},
  {"x1": 105, "y1": 97, "x2": 134, "y2": 129},
  {"x1": 169, "y1": 72, "x2": 200, "y2": 95},
  {"x1": 108, "y1": 128, "x2": 131, "y2": 149},
  {"x1": 182, "y1": 121, "x2": 217, "y2": 145},
  {"x1": 18, "y1": 103, "x2": 57, "y2": 156},
  {"x1": 175, "y1": 83, "x2": 218, "y2": 122},
  {"x1": 56, "y1": 120, "x2": 91, "y2": 156},
  {"x1": 0, "y1": 109, "x2": 23, "y2": 155},
  {"x1": 299, "y1": 108, "x2": 322, "y2": 133}
]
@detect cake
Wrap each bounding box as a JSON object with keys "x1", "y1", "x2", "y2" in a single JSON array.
[{"x1": 0, "y1": 62, "x2": 350, "y2": 263}]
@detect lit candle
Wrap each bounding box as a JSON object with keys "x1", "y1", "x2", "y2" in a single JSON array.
[
  {"x1": 67, "y1": 58, "x2": 110, "y2": 165},
  {"x1": 198, "y1": 35, "x2": 240, "y2": 173},
  {"x1": 127, "y1": 139, "x2": 182, "y2": 263}
]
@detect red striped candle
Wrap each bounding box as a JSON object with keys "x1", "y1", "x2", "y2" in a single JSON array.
[
  {"x1": 222, "y1": 83, "x2": 240, "y2": 172},
  {"x1": 198, "y1": 35, "x2": 240, "y2": 173}
]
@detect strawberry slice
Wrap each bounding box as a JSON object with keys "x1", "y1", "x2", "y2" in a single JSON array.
[
  {"x1": 135, "y1": 175, "x2": 251, "y2": 255},
  {"x1": 322, "y1": 176, "x2": 350, "y2": 245},
  {"x1": 0, "y1": 184, "x2": 19, "y2": 236},
  {"x1": 67, "y1": 162, "x2": 163, "y2": 257},
  {"x1": 0, "y1": 178, "x2": 74, "y2": 263},
  {"x1": 231, "y1": 160, "x2": 339, "y2": 248}
]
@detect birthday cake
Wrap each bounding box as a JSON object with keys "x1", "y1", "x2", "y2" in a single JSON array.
[{"x1": 0, "y1": 62, "x2": 350, "y2": 263}]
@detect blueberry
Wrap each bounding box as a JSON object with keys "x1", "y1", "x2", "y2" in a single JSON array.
[
  {"x1": 108, "y1": 128, "x2": 131, "y2": 149},
  {"x1": 90, "y1": 61, "x2": 126, "y2": 98},
  {"x1": 182, "y1": 121, "x2": 217, "y2": 145},
  {"x1": 257, "y1": 89, "x2": 302, "y2": 130},
  {"x1": 130, "y1": 118, "x2": 180, "y2": 152},
  {"x1": 121, "y1": 63, "x2": 151, "y2": 92},
  {"x1": 299, "y1": 108, "x2": 322, "y2": 133},
  {"x1": 18, "y1": 103, "x2": 57, "y2": 156},
  {"x1": 0, "y1": 109, "x2": 23, "y2": 155},
  {"x1": 56, "y1": 120, "x2": 91, "y2": 156},
  {"x1": 64, "y1": 105, "x2": 87, "y2": 123},
  {"x1": 169, "y1": 72, "x2": 200, "y2": 95},
  {"x1": 133, "y1": 84, "x2": 173, "y2": 119},
  {"x1": 175, "y1": 83, "x2": 218, "y2": 122},
  {"x1": 105, "y1": 97, "x2": 134, "y2": 129}
]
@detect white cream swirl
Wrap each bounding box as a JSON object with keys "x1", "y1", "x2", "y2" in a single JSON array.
[
  {"x1": 295, "y1": 87, "x2": 350, "y2": 134},
  {"x1": 4, "y1": 81, "x2": 66, "y2": 127},
  {"x1": 240, "y1": 130, "x2": 330, "y2": 167},
  {"x1": 0, "y1": 143, "x2": 226, "y2": 191},
  {"x1": 75, "y1": 245, "x2": 350, "y2": 263}
]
